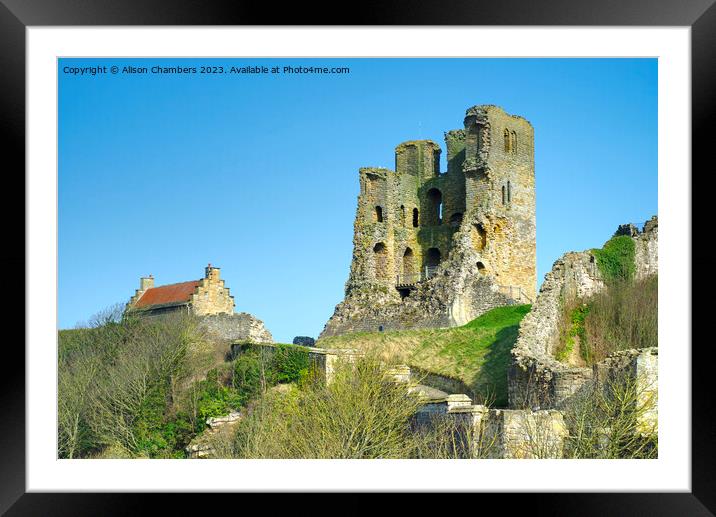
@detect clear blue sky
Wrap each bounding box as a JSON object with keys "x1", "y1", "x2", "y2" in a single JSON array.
[{"x1": 58, "y1": 58, "x2": 657, "y2": 342}]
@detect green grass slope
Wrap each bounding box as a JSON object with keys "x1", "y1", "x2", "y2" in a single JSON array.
[{"x1": 317, "y1": 304, "x2": 531, "y2": 407}]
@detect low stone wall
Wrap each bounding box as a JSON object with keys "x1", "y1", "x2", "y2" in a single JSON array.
[
  {"x1": 200, "y1": 312, "x2": 273, "y2": 344},
  {"x1": 409, "y1": 366, "x2": 475, "y2": 400},
  {"x1": 508, "y1": 218, "x2": 658, "y2": 410},
  {"x1": 415, "y1": 398, "x2": 568, "y2": 459}
]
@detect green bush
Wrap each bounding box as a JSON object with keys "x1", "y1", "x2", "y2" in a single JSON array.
[
  {"x1": 58, "y1": 309, "x2": 228, "y2": 458},
  {"x1": 556, "y1": 303, "x2": 590, "y2": 362},
  {"x1": 194, "y1": 369, "x2": 244, "y2": 423},
  {"x1": 271, "y1": 345, "x2": 310, "y2": 384},
  {"x1": 592, "y1": 235, "x2": 636, "y2": 282},
  {"x1": 232, "y1": 350, "x2": 264, "y2": 403}
]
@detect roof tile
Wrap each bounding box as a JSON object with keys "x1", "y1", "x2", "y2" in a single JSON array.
[{"x1": 134, "y1": 280, "x2": 200, "y2": 308}]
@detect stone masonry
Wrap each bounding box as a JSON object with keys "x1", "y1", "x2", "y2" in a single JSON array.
[
  {"x1": 320, "y1": 105, "x2": 536, "y2": 338},
  {"x1": 126, "y1": 264, "x2": 274, "y2": 343},
  {"x1": 127, "y1": 264, "x2": 235, "y2": 317},
  {"x1": 508, "y1": 217, "x2": 658, "y2": 411},
  {"x1": 200, "y1": 312, "x2": 273, "y2": 344}
]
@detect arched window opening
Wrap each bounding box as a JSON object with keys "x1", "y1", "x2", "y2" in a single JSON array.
[
  {"x1": 412, "y1": 208, "x2": 419, "y2": 228},
  {"x1": 400, "y1": 205, "x2": 406, "y2": 226},
  {"x1": 476, "y1": 261, "x2": 487, "y2": 274},
  {"x1": 449, "y1": 212, "x2": 463, "y2": 226},
  {"x1": 402, "y1": 247, "x2": 415, "y2": 276},
  {"x1": 373, "y1": 242, "x2": 388, "y2": 280},
  {"x1": 374, "y1": 206, "x2": 383, "y2": 223},
  {"x1": 425, "y1": 248, "x2": 441, "y2": 270},
  {"x1": 507, "y1": 181, "x2": 512, "y2": 203},
  {"x1": 510, "y1": 131, "x2": 517, "y2": 154},
  {"x1": 501, "y1": 185, "x2": 506, "y2": 205},
  {"x1": 504, "y1": 128, "x2": 511, "y2": 152},
  {"x1": 426, "y1": 188, "x2": 443, "y2": 225},
  {"x1": 471, "y1": 223, "x2": 487, "y2": 251}
]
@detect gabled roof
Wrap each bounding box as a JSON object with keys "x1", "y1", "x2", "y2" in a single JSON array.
[{"x1": 134, "y1": 280, "x2": 200, "y2": 309}]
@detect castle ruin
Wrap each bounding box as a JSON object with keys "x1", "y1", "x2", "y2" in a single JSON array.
[{"x1": 321, "y1": 105, "x2": 536, "y2": 338}]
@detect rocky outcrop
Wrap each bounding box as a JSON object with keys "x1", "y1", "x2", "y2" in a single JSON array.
[
  {"x1": 185, "y1": 411, "x2": 242, "y2": 458},
  {"x1": 199, "y1": 312, "x2": 273, "y2": 344}
]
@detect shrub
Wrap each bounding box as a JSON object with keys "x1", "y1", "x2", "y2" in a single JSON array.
[
  {"x1": 582, "y1": 275, "x2": 658, "y2": 363},
  {"x1": 564, "y1": 371, "x2": 657, "y2": 459},
  {"x1": 227, "y1": 354, "x2": 426, "y2": 459},
  {"x1": 556, "y1": 303, "x2": 590, "y2": 362},
  {"x1": 271, "y1": 345, "x2": 310, "y2": 384},
  {"x1": 58, "y1": 308, "x2": 225, "y2": 458},
  {"x1": 592, "y1": 235, "x2": 636, "y2": 282}
]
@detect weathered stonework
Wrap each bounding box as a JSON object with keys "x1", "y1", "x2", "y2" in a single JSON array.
[
  {"x1": 186, "y1": 411, "x2": 242, "y2": 458},
  {"x1": 415, "y1": 400, "x2": 568, "y2": 459},
  {"x1": 200, "y1": 312, "x2": 273, "y2": 344},
  {"x1": 593, "y1": 347, "x2": 658, "y2": 435},
  {"x1": 320, "y1": 105, "x2": 536, "y2": 338},
  {"x1": 127, "y1": 264, "x2": 235, "y2": 317},
  {"x1": 508, "y1": 218, "x2": 658, "y2": 410}
]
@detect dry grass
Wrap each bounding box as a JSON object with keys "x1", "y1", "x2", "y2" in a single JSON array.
[{"x1": 317, "y1": 305, "x2": 531, "y2": 407}]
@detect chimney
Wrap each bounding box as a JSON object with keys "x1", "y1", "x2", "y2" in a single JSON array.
[
  {"x1": 140, "y1": 274, "x2": 154, "y2": 291},
  {"x1": 205, "y1": 263, "x2": 220, "y2": 280}
]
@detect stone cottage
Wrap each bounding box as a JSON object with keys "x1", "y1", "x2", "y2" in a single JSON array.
[{"x1": 126, "y1": 264, "x2": 235, "y2": 317}]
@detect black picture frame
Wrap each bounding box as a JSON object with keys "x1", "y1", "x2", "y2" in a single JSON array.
[{"x1": 2, "y1": 0, "x2": 705, "y2": 513}]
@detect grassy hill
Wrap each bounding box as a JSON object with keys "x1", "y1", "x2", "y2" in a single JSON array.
[{"x1": 317, "y1": 304, "x2": 531, "y2": 407}]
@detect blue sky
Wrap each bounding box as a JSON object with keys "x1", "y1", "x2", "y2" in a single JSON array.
[{"x1": 58, "y1": 58, "x2": 657, "y2": 342}]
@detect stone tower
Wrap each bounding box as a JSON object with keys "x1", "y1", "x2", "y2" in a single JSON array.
[{"x1": 320, "y1": 105, "x2": 536, "y2": 338}]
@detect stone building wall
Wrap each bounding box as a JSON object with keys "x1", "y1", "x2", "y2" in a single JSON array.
[
  {"x1": 126, "y1": 265, "x2": 235, "y2": 318},
  {"x1": 321, "y1": 105, "x2": 536, "y2": 338},
  {"x1": 508, "y1": 218, "x2": 658, "y2": 410},
  {"x1": 200, "y1": 312, "x2": 273, "y2": 344},
  {"x1": 189, "y1": 266, "x2": 235, "y2": 316}
]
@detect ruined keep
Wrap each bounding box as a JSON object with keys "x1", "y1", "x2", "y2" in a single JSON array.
[{"x1": 321, "y1": 105, "x2": 536, "y2": 337}]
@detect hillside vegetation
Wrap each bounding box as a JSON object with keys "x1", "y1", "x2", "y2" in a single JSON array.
[
  {"x1": 555, "y1": 234, "x2": 657, "y2": 366},
  {"x1": 317, "y1": 304, "x2": 531, "y2": 407},
  {"x1": 58, "y1": 307, "x2": 310, "y2": 459}
]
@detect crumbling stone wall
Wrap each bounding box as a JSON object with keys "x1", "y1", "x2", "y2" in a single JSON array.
[
  {"x1": 200, "y1": 312, "x2": 273, "y2": 344},
  {"x1": 508, "y1": 218, "x2": 658, "y2": 410},
  {"x1": 592, "y1": 347, "x2": 658, "y2": 435},
  {"x1": 415, "y1": 398, "x2": 568, "y2": 459},
  {"x1": 321, "y1": 105, "x2": 536, "y2": 338}
]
